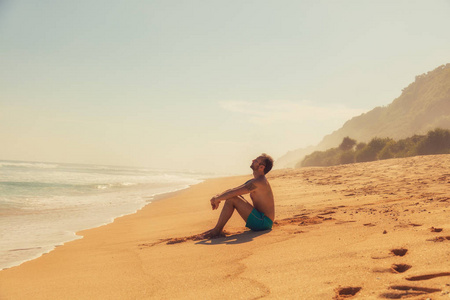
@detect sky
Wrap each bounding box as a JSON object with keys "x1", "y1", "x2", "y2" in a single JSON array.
[{"x1": 1, "y1": 0, "x2": 450, "y2": 174}]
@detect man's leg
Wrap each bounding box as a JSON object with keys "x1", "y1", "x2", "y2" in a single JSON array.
[{"x1": 209, "y1": 196, "x2": 254, "y2": 237}]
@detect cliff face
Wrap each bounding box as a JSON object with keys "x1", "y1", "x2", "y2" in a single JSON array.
[{"x1": 276, "y1": 63, "x2": 450, "y2": 168}]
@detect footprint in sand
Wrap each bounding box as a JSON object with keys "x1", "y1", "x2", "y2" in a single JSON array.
[
  {"x1": 318, "y1": 210, "x2": 336, "y2": 216},
  {"x1": 371, "y1": 248, "x2": 408, "y2": 260},
  {"x1": 405, "y1": 272, "x2": 450, "y2": 281},
  {"x1": 426, "y1": 236, "x2": 450, "y2": 242},
  {"x1": 273, "y1": 215, "x2": 327, "y2": 227},
  {"x1": 391, "y1": 248, "x2": 408, "y2": 257},
  {"x1": 380, "y1": 285, "x2": 441, "y2": 299},
  {"x1": 334, "y1": 286, "x2": 361, "y2": 299},
  {"x1": 391, "y1": 264, "x2": 412, "y2": 274},
  {"x1": 430, "y1": 227, "x2": 443, "y2": 232},
  {"x1": 138, "y1": 234, "x2": 205, "y2": 247},
  {"x1": 373, "y1": 264, "x2": 412, "y2": 274}
]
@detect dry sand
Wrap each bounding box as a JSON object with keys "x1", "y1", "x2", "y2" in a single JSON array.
[{"x1": 1, "y1": 155, "x2": 449, "y2": 299}]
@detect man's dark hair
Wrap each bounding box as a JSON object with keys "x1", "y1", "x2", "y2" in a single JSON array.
[{"x1": 260, "y1": 153, "x2": 274, "y2": 174}]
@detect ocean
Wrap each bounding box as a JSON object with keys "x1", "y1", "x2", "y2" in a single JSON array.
[{"x1": 0, "y1": 160, "x2": 208, "y2": 270}]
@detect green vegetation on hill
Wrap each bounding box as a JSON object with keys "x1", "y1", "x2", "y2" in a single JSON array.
[{"x1": 297, "y1": 128, "x2": 450, "y2": 168}]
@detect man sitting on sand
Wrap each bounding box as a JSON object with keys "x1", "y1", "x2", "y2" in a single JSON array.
[{"x1": 204, "y1": 153, "x2": 275, "y2": 238}]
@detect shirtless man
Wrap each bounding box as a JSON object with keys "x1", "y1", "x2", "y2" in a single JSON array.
[{"x1": 205, "y1": 153, "x2": 275, "y2": 238}]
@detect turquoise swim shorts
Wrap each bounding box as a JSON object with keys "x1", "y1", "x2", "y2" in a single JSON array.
[{"x1": 246, "y1": 208, "x2": 273, "y2": 231}]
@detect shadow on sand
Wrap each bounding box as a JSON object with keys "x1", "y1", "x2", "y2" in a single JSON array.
[{"x1": 195, "y1": 229, "x2": 271, "y2": 245}]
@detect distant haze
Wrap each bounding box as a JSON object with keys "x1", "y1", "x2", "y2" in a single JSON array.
[
  {"x1": 277, "y1": 64, "x2": 450, "y2": 168},
  {"x1": 1, "y1": 1, "x2": 450, "y2": 174}
]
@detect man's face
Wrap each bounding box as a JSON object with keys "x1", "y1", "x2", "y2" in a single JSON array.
[{"x1": 250, "y1": 157, "x2": 265, "y2": 171}]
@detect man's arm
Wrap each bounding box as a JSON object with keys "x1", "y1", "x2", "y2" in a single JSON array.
[{"x1": 211, "y1": 180, "x2": 258, "y2": 209}]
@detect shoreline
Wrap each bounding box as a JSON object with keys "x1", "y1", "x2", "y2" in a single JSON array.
[
  {"x1": 0, "y1": 182, "x2": 202, "y2": 271},
  {"x1": 1, "y1": 155, "x2": 449, "y2": 299}
]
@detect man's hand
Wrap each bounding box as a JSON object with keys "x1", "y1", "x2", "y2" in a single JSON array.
[{"x1": 210, "y1": 196, "x2": 221, "y2": 210}]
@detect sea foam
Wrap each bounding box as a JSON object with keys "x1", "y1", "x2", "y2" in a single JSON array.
[{"x1": 0, "y1": 160, "x2": 207, "y2": 270}]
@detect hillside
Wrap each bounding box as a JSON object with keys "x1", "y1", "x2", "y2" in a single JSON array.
[
  {"x1": 274, "y1": 146, "x2": 315, "y2": 169},
  {"x1": 276, "y1": 63, "x2": 450, "y2": 168}
]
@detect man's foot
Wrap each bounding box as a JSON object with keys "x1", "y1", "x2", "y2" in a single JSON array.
[{"x1": 200, "y1": 228, "x2": 223, "y2": 239}]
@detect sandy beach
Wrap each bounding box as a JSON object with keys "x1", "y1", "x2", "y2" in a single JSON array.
[{"x1": 1, "y1": 155, "x2": 449, "y2": 299}]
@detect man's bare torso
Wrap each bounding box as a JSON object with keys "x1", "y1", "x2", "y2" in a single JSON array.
[{"x1": 248, "y1": 177, "x2": 274, "y2": 221}]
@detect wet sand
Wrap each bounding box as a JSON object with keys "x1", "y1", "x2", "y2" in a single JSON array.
[{"x1": 1, "y1": 155, "x2": 449, "y2": 299}]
